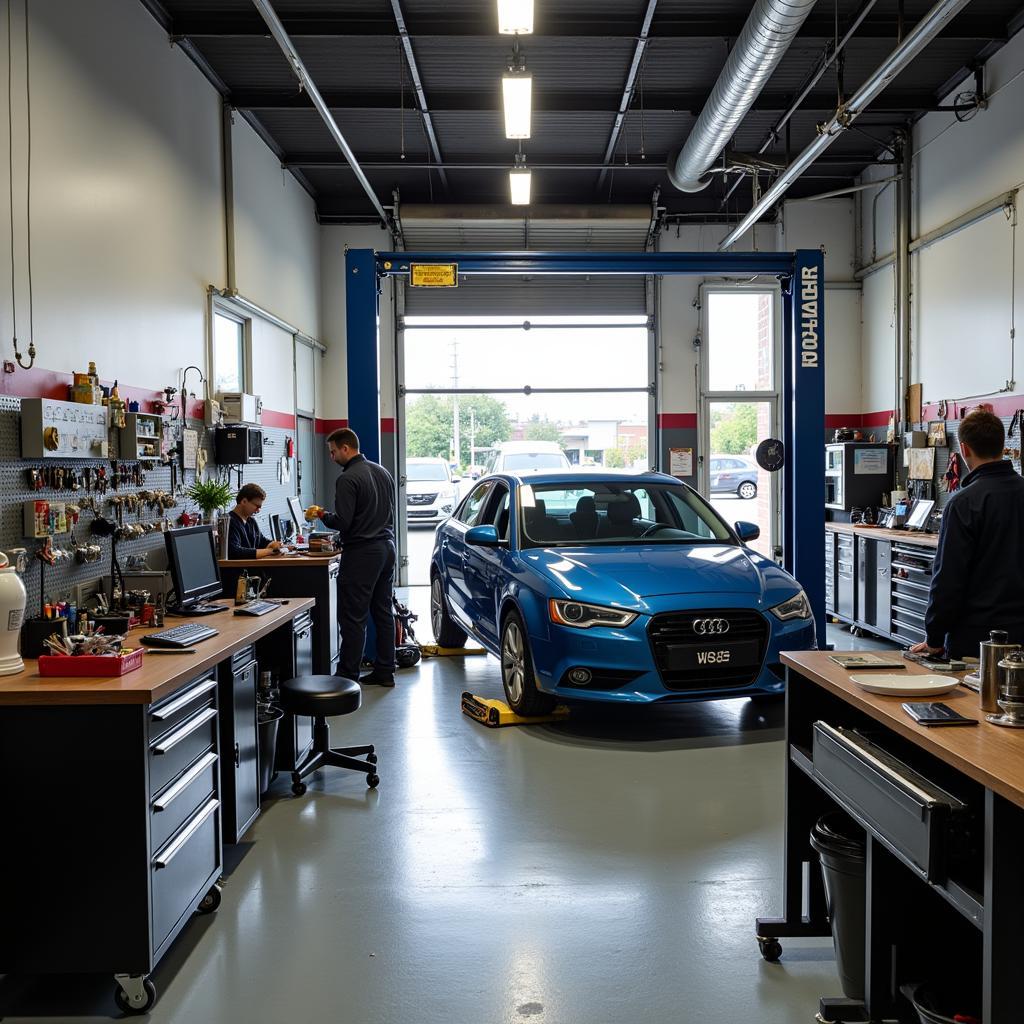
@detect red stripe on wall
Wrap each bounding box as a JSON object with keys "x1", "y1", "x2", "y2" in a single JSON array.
[
  {"x1": 315, "y1": 418, "x2": 349, "y2": 434},
  {"x1": 657, "y1": 413, "x2": 697, "y2": 429},
  {"x1": 381, "y1": 418, "x2": 396, "y2": 434},
  {"x1": 260, "y1": 409, "x2": 296, "y2": 430},
  {"x1": 922, "y1": 395, "x2": 1024, "y2": 420}
]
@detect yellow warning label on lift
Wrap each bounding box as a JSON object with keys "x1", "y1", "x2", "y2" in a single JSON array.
[{"x1": 410, "y1": 263, "x2": 458, "y2": 287}]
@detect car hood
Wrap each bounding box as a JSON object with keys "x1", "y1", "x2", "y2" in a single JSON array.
[
  {"x1": 523, "y1": 544, "x2": 799, "y2": 608},
  {"x1": 407, "y1": 480, "x2": 452, "y2": 495}
]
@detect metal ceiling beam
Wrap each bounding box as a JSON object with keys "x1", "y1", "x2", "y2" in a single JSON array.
[
  {"x1": 286, "y1": 157, "x2": 879, "y2": 171},
  {"x1": 597, "y1": 0, "x2": 658, "y2": 190},
  {"x1": 168, "y1": 12, "x2": 1008, "y2": 41},
  {"x1": 720, "y1": 0, "x2": 975, "y2": 250},
  {"x1": 388, "y1": 0, "x2": 448, "y2": 190},
  {"x1": 230, "y1": 88, "x2": 942, "y2": 115},
  {"x1": 250, "y1": 0, "x2": 389, "y2": 224}
]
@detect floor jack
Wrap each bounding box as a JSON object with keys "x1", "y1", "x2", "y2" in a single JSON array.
[
  {"x1": 421, "y1": 644, "x2": 488, "y2": 658},
  {"x1": 461, "y1": 691, "x2": 570, "y2": 728}
]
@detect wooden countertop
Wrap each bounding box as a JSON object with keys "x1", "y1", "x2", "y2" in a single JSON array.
[
  {"x1": 0, "y1": 598, "x2": 315, "y2": 707},
  {"x1": 826, "y1": 522, "x2": 939, "y2": 549},
  {"x1": 218, "y1": 553, "x2": 341, "y2": 569},
  {"x1": 782, "y1": 650, "x2": 1024, "y2": 810}
]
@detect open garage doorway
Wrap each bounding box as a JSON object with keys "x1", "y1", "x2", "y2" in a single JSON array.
[{"x1": 398, "y1": 315, "x2": 654, "y2": 586}]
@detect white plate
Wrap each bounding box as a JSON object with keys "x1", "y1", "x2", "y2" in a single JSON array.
[{"x1": 850, "y1": 673, "x2": 960, "y2": 697}]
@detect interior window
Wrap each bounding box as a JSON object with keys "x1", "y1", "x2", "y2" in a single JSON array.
[
  {"x1": 457, "y1": 481, "x2": 495, "y2": 526},
  {"x1": 486, "y1": 486, "x2": 511, "y2": 540}
]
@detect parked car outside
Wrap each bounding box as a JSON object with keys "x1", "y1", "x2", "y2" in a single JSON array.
[
  {"x1": 406, "y1": 457, "x2": 460, "y2": 526},
  {"x1": 480, "y1": 441, "x2": 571, "y2": 475},
  {"x1": 430, "y1": 470, "x2": 815, "y2": 714},
  {"x1": 710, "y1": 455, "x2": 759, "y2": 499}
]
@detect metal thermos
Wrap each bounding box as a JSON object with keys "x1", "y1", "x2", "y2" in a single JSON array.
[
  {"x1": 978, "y1": 630, "x2": 1019, "y2": 713},
  {"x1": 988, "y1": 649, "x2": 1024, "y2": 727}
]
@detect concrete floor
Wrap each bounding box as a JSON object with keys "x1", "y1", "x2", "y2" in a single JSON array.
[{"x1": 0, "y1": 587, "x2": 865, "y2": 1024}]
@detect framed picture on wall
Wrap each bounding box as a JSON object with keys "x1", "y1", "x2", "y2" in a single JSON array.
[{"x1": 927, "y1": 421, "x2": 947, "y2": 448}]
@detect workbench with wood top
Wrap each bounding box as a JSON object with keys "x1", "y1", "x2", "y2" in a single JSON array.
[
  {"x1": 760, "y1": 650, "x2": 1024, "y2": 1023},
  {"x1": 0, "y1": 597, "x2": 314, "y2": 1015}
]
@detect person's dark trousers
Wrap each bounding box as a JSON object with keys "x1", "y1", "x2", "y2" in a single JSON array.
[{"x1": 336, "y1": 539, "x2": 397, "y2": 680}]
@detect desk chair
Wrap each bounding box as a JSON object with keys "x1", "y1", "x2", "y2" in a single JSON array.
[{"x1": 278, "y1": 675, "x2": 379, "y2": 794}]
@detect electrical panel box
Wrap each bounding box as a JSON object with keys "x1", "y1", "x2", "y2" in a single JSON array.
[
  {"x1": 23, "y1": 500, "x2": 72, "y2": 539},
  {"x1": 119, "y1": 412, "x2": 164, "y2": 461},
  {"x1": 218, "y1": 392, "x2": 262, "y2": 425},
  {"x1": 20, "y1": 397, "x2": 109, "y2": 459}
]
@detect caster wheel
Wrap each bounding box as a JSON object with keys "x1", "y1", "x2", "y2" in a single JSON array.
[
  {"x1": 196, "y1": 884, "x2": 222, "y2": 915},
  {"x1": 292, "y1": 781, "x2": 307, "y2": 796},
  {"x1": 758, "y1": 937, "x2": 783, "y2": 962},
  {"x1": 367, "y1": 773, "x2": 380, "y2": 789},
  {"x1": 367, "y1": 753, "x2": 378, "y2": 765},
  {"x1": 114, "y1": 978, "x2": 156, "y2": 1015}
]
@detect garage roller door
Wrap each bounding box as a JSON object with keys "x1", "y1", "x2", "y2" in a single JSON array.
[{"x1": 399, "y1": 210, "x2": 651, "y2": 317}]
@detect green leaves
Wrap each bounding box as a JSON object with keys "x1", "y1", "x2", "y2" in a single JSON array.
[{"x1": 186, "y1": 478, "x2": 234, "y2": 515}]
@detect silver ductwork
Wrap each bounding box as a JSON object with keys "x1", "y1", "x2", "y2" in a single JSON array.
[{"x1": 668, "y1": 0, "x2": 818, "y2": 193}]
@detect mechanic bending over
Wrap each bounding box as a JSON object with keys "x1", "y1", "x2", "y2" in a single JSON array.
[
  {"x1": 227, "y1": 483, "x2": 283, "y2": 559},
  {"x1": 911, "y1": 409, "x2": 1024, "y2": 658}
]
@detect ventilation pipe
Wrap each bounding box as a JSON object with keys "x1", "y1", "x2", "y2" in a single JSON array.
[{"x1": 668, "y1": 0, "x2": 818, "y2": 193}]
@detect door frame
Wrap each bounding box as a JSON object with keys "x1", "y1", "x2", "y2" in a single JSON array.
[{"x1": 698, "y1": 282, "x2": 783, "y2": 558}]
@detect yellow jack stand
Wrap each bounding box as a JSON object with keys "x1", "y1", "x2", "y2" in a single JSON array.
[
  {"x1": 421, "y1": 645, "x2": 488, "y2": 658},
  {"x1": 461, "y1": 691, "x2": 570, "y2": 728}
]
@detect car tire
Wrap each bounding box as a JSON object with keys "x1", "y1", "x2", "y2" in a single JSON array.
[
  {"x1": 737, "y1": 481, "x2": 758, "y2": 500},
  {"x1": 430, "y1": 573, "x2": 467, "y2": 648},
  {"x1": 500, "y1": 610, "x2": 555, "y2": 716}
]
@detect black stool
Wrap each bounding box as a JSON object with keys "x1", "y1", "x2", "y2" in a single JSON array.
[{"x1": 279, "y1": 675, "x2": 379, "y2": 794}]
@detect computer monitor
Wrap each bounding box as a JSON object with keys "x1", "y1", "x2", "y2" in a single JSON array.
[
  {"x1": 906, "y1": 498, "x2": 935, "y2": 531},
  {"x1": 164, "y1": 525, "x2": 223, "y2": 612},
  {"x1": 287, "y1": 496, "x2": 305, "y2": 534}
]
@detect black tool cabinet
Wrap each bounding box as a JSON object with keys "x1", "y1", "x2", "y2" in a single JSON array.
[{"x1": 218, "y1": 644, "x2": 260, "y2": 843}]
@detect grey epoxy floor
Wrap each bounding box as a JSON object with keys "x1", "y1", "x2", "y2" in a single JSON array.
[{"x1": 0, "y1": 590, "x2": 860, "y2": 1023}]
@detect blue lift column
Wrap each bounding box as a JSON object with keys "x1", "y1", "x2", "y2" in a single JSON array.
[
  {"x1": 785, "y1": 249, "x2": 826, "y2": 641},
  {"x1": 345, "y1": 248, "x2": 381, "y2": 463}
]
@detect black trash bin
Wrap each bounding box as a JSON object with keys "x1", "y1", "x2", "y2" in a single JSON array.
[
  {"x1": 258, "y1": 705, "x2": 284, "y2": 795},
  {"x1": 810, "y1": 812, "x2": 866, "y2": 1001}
]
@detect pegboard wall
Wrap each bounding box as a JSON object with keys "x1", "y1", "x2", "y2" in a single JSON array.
[{"x1": 0, "y1": 394, "x2": 298, "y2": 615}]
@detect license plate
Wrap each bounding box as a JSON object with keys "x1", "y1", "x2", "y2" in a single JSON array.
[{"x1": 665, "y1": 640, "x2": 760, "y2": 671}]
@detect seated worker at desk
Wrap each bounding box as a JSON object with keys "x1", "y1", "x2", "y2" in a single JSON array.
[{"x1": 227, "y1": 483, "x2": 284, "y2": 559}]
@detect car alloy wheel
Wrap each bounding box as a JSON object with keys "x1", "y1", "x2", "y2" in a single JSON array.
[
  {"x1": 502, "y1": 619, "x2": 526, "y2": 704},
  {"x1": 738, "y1": 481, "x2": 757, "y2": 500},
  {"x1": 430, "y1": 576, "x2": 444, "y2": 639}
]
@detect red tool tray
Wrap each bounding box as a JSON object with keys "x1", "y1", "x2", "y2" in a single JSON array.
[{"x1": 38, "y1": 648, "x2": 146, "y2": 677}]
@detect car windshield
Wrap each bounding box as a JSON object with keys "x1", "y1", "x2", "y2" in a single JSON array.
[
  {"x1": 408, "y1": 463, "x2": 448, "y2": 482},
  {"x1": 518, "y1": 481, "x2": 735, "y2": 548},
  {"x1": 503, "y1": 453, "x2": 567, "y2": 470}
]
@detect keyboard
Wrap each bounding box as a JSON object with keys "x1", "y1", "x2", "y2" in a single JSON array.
[
  {"x1": 233, "y1": 600, "x2": 278, "y2": 617},
  {"x1": 141, "y1": 623, "x2": 220, "y2": 649}
]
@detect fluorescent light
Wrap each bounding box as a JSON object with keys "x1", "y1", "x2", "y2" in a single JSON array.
[
  {"x1": 509, "y1": 168, "x2": 532, "y2": 205},
  {"x1": 498, "y1": 0, "x2": 533, "y2": 34},
  {"x1": 502, "y1": 73, "x2": 532, "y2": 139}
]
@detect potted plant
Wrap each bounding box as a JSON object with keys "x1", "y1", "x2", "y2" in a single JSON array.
[{"x1": 186, "y1": 478, "x2": 234, "y2": 526}]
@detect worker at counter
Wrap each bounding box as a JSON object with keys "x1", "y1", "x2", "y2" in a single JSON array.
[
  {"x1": 911, "y1": 409, "x2": 1024, "y2": 658},
  {"x1": 227, "y1": 483, "x2": 284, "y2": 559}
]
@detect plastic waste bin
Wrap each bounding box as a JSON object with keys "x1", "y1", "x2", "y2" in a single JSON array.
[
  {"x1": 810, "y1": 812, "x2": 866, "y2": 1001},
  {"x1": 258, "y1": 705, "x2": 283, "y2": 795},
  {"x1": 900, "y1": 982, "x2": 981, "y2": 1024}
]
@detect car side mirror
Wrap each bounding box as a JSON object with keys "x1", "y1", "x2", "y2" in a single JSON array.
[
  {"x1": 451, "y1": 475, "x2": 461, "y2": 483},
  {"x1": 735, "y1": 521, "x2": 760, "y2": 543},
  {"x1": 466, "y1": 524, "x2": 501, "y2": 547}
]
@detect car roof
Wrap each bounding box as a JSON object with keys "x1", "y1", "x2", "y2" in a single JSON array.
[
  {"x1": 407, "y1": 457, "x2": 446, "y2": 463},
  {"x1": 495, "y1": 469, "x2": 681, "y2": 486},
  {"x1": 494, "y1": 441, "x2": 565, "y2": 453}
]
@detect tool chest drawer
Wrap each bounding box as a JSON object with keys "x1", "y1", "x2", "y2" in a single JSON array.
[
  {"x1": 812, "y1": 722, "x2": 968, "y2": 883},
  {"x1": 149, "y1": 672, "x2": 218, "y2": 745},
  {"x1": 150, "y1": 750, "x2": 219, "y2": 854},
  {"x1": 149, "y1": 704, "x2": 218, "y2": 796}
]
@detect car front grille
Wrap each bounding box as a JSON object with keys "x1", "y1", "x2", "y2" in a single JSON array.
[
  {"x1": 647, "y1": 609, "x2": 769, "y2": 690},
  {"x1": 408, "y1": 492, "x2": 438, "y2": 506}
]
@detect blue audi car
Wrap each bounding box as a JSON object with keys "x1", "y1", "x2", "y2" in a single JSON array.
[{"x1": 430, "y1": 470, "x2": 816, "y2": 714}]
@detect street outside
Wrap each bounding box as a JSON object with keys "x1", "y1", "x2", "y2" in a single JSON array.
[{"x1": 403, "y1": 490, "x2": 755, "y2": 587}]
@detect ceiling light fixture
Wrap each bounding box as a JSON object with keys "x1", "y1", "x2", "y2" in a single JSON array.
[
  {"x1": 509, "y1": 152, "x2": 531, "y2": 205},
  {"x1": 498, "y1": 0, "x2": 534, "y2": 34},
  {"x1": 502, "y1": 68, "x2": 532, "y2": 139}
]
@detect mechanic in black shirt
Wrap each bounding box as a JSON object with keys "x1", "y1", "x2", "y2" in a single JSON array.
[
  {"x1": 311, "y1": 428, "x2": 398, "y2": 686},
  {"x1": 912, "y1": 409, "x2": 1024, "y2": 658},
  {"x1": 227, "y1": 483, "x2": 283, "y2": 559}
]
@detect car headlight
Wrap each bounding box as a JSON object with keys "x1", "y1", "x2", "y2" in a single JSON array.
[
  {"x1": 549, "y1": 599, "x2": 638, "y2": 629},
  {"x1": 769, "y1": 590, "x2": 812, "y2": 621}
]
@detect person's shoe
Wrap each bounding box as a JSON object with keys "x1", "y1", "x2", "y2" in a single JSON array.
[{"x1": 360, "y1": 670, "x2": 395, "y2": 688}]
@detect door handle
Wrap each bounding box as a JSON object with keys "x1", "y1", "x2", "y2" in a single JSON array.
[
  {"x1": 153, "y1": 799, "x2": 219, "y2": 869},
  {"x1": 152, "y1": 707, "x2": 217, "y2": 755},
  {"x1": 234, "y1": 742, "x2": 241, "y2": 768}
]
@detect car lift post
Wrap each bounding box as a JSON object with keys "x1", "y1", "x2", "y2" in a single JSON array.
[{"x1": 345, "y1": 249, "x2": 825, "y2": 639}]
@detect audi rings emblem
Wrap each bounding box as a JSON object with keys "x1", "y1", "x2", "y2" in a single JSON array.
[{"x1": 693, "y1": 618, "x2": 730, "y2": 636}]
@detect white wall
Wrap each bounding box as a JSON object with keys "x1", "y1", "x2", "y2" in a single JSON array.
[
  {"x1": 0, "y1": 0, "x2": 321, "y2": 419},
  {"x1": 858, "y1": 28, "x2": 1024, "y2": 413}
]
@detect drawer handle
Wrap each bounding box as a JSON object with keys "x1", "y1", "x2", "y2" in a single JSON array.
[
  {"x1": 153, "y1": 752, "x2": 219, "y2": 812},
  {"x1": 151, "y1": 678, "x2": 217, "y2": 721},
  {"x1": 154, "y1": 798, "x2": 219, "y2": 869},
  {"x1": 153, "y1": 707, "x2": 217, "y2": 755}
]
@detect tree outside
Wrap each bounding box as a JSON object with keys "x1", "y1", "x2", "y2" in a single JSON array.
[
  {"x1": 710, "y1": 403, "x2": 758, "y2": 455},
  {"x1": 406, "y1": 394, "x2": 512, "y2": 469},
  {"x1": 522, "y1": 415, "x2": 565, "y2": 447}
]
